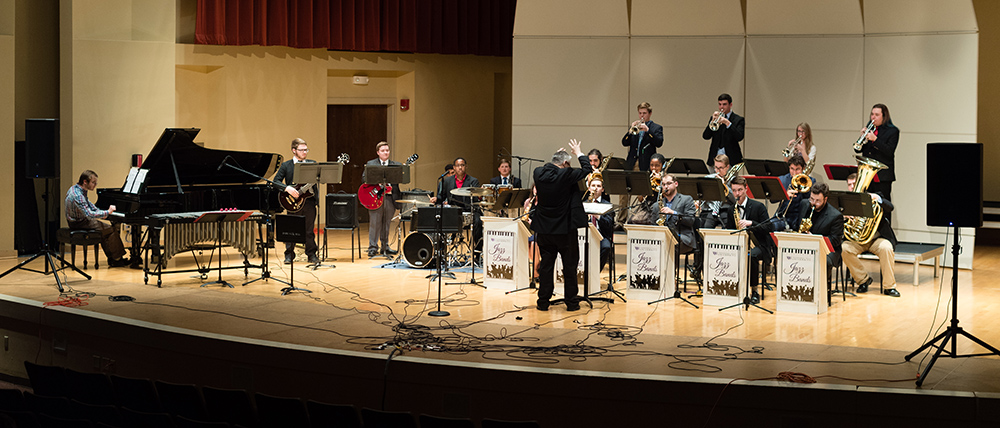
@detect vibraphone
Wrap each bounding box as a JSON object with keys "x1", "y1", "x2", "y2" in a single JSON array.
[{"x1": 142, "y1": 210, "x2": 267, "y2": 287}]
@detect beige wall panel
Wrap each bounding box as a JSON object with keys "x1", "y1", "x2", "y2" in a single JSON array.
[
  {"x1": 70, "y1": 39, "x2": 175, "y2": 187},
  {"x1": 513, "y1": 0, "x2": 628, "y2": 37},
  {"x1": 742, "y1": 129, "x2": 862, "y2": 178},
  {"x1": 0, "y1": 0, "x2": 12, "y2": 35},
  {"x1": 175, "y1": 65, "x2": 226, "y2": 147},
  {"x1": 71, "y1": 0, "x2": 131, "y2": 41},
  {"x1": 632, "y1": 0, "x2": 745, "y2": 36},
  {"x1": 512, "y1": 38, "x2": 629, "y2": 127},
  {"x1": 132, "y1": 0, "x2": 175, "y2": 42},
  {"x1": 396, "y1": 72, "x2": 415, "y2": 180},
  {"x1": 630, "y1": 37, "x2": 745, "y2": 129},
  {"x1": 864, "y1": 0, "x2": 977, "y2": 34},
  {"x1": 746, "y1": 0, "x2": 862, "y2": 35},
  {"x1": 512, "y1": 125, "x2": 623, "y2": 185},
  {"x1": 864, "y1": 34, "x2": 977, "y2": 135},
  {"x1": 745, "y1": 37, "x2": 865, "y2": 131},
  {"x1": 0, "y1": 35, "x2": 13, "y2": 256},
  {"x1": 15, "y1": 0, "x2": 59, "y2": 140},
  {"x1": 661, "y1": 128, "x2": 729, "y2": 164}
]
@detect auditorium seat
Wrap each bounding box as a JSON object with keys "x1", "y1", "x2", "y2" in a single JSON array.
[
  {"x1": 360, "y1": 407, "x2": 417, "y2": 428},
  {"x1": 23, "y1": 362, "x2": 68, "y2": 398},
  {"x1": 119, "y1": 407, "x2": 173, "y2": 428},
  {"x1": 202, "y1": 386, "x2": 257, "y2": 428},
  {"x1": 110, "y1": 375, "x2": 162, "y2": 413},
  {"x1": 0, "y1": 389, "x2": 24, "y2": 412},
  {"x1": 481, "y1": 419, "x2": 542, "y2": 428},
  {"x1": 305, "y1": 400, "x2": 360, "y2": 428},
  {"x1": 254, "y1": 392, "x2": 309, "y2": 428},
  {"x1": 418, "y1": 413, "x2": 475, "y2": 428},
  {"x1": 64, "y1": 369, "x2": 115, "y2": 406},
  {"x1": 154, "y1": 380, "x2": 208, "y2": 421}
]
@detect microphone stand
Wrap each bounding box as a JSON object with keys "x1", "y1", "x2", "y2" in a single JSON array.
[{"x1": 718, "y1": 221, "x2": 773, "y2": 314}]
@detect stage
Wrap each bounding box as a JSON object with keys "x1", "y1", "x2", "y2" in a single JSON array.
[{"x1": 1, "y1": 226, "x2": 999, "y2": 426}]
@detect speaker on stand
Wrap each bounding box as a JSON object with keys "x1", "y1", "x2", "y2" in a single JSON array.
[{"x1": 324, "y1": 193, "x2": 361, "y2": 262}]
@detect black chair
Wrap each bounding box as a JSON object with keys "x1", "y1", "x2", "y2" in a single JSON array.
[
  {"x1": 202, "y1": 386, "x2": 257, "y2": 428},
  {"x1": 110, "y1": 375, "x2": 162, "y2": 413},
  {"x1": 23, "y1": 362, "x2": 68, "y2": 398},
  {"x1": 481, "y1": 419, "x2": 542, "y2": 428},
  {"x1": 305, "y1": 400, "x2": 360, "y2": 428},
  {"x1": 119, "y1": 407, "x2": 174, "y2": 428},
  {"x1": 153, "y1": 380, "x2": 208, "y2": 421},
  {"x1": 68, "y1": 399, "x2": 122, "y2": 428},
  {"x1": 35, "y1": 412, "x2": 95, "y2": 428},
  {"x1": 254, "y1": 392, "x2": 308, "y2": 428},
  {"x1": 0, "y1": 412, "x2": 16, "y2": 428},
  {"x1": 0, "y1": 389, "x2": 24, "y2": 412},
  {"x1": 56, "y1": 228, "x2": 102, "y2": 269},
  {"x1": 418, "y1": 414, "x2": 475, "y2": 428},
  {"x1": 23, "y1": 393, "x2": 71, "y2": 420},
  {"x1": 360, "y1": 408, "x2": 417, "y2": 428},
  {"x1": 174, "y1": 414, "x2": 231, "y2": 428},
  {"x1": 64, "y1": 369, "x2": 115, "y2": 406},
  {"x1": 0, "y1": 410, "x2": 39, "y2": 428}
]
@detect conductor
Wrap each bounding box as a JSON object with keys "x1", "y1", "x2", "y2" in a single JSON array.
[{"x1": 531, "y1": 139, "x2": 590, "y2": 311}]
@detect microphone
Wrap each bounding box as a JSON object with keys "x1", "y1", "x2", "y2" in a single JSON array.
[
  {"x1": 440, "y1": 172, "x2": 449, "y2": 178},
  {"x1": 216, "y1": 155, "x2": 230, "y2": 171}
]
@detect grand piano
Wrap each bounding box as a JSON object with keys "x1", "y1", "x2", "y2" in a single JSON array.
[{"x1": 97, "y1": 128, "x2": 283, "y2": 275}]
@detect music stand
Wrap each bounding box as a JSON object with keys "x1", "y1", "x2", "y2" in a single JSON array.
[
  {"x1": 666, "y1": 158, "x2": 711, "y2": 175},
  {"x1": 295, "y1": 162, "x2": 344, "y2": 269},
  {"x1": 494, "y1": 189, "x2": 530, "y2": 216},
  {"x1": 199, "y1": 210, "x2": 253, "y2": 288},
  {"x1": 582, "y1": 202, "x2": 621, "y2": 303},
  {"x1": 647, "y1": 224, "x2": 699, "y2": 309},
  {"x1": 602, "y1": 170, "x2": 653, "y2": 223},
  {"x1": 364, "y1": 164, "x2": 409, "y2": 259},
  {"x1": 605, "y1": 157, "x2": 627, "y2": 170},
  {"x1": 744, "y1": 176, "x2": 787, "y2": 204},
  {"x1": 273, "y1": 214, "x2": 310, "y2": 295},
  {"x1": 743, "y1": 158, "x2": 789, "y2": 177},
  {"x1": 675, "y1": 177, "x2": 728, "y2": 204},
  {"x1": 825, "y1": 191, "x2": 876, "y2": 299},
  {"x1": 416, "y1": 206, "x2": 463, "y2": 316}
]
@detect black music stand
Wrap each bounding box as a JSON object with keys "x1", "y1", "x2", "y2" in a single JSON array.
[
  {"x1": 273, "y1": 214, "x2": 310, "y2": 295},
  {"x1": 417, "y1": 206, "x2": 463, "y2": 316},
  {"x1": 605, "y1": 157, "x2": 627, "y2": 170},
  {"x1": 825, "y1": 191, "x2": 877, "y2": 299},
  {"x1": 744, "y1": 176, "x2": 787, "y2": 204},
  {"x1": 823, "y1": 163, "x2": 880, "y2": 183},
  {"x1": 363, "y1": 164, "x2": 408, "y2": 259},
  {"x1": 602, "y1": 170, "x2": 653, "y2": 223},
  {"x1": 295, "y1": 162, "x2": 344, "y2": 269},
  {"x1": 675, "y1": 177, "x2": 729, "y2": 204},
  {"x1": 199, "y1": 210, "x2": 252, "y2": 288},
  {"x1": 493, "y1": 189, "x2": 530, "y2": 216},
  {"x1": 743, "y1": 158, "x2": 789, "y2": 177},
  {"x1": 666, "y1": 158, "x2": 711, "y2": 175}
]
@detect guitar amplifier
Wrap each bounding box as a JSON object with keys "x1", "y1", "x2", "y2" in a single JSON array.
[{"x1": 326, "y1": 193, "x2": 358, "y2": 229}]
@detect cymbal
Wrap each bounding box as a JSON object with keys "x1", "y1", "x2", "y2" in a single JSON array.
[
  {"x1": 394, "y1": 199, "x2": 426, "y2": 204},
  {"x1": 450, "y1": 187, "x2": 494, "y2": 197},
  {"x1": 475, "y1": 201, "x2": 494, "y2": 207}
]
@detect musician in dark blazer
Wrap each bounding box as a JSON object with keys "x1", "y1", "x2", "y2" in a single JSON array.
[
  {"x1": 586, "y1": 178, "x2": 615, "y2": 272},
  {"x1": 800, "y1": 183, "x2": 845, "y2": 273},
  {"x1": 774, "y1": 154, "x2": 814, "y2": 232},
  {"x1": 489, "y1": 158, "x2": 522, "y2": 188},
  {"x1": 532, "y1": 139, "x2": 590, "y2": 311},
  {"x1": 842, "y1": 173, "x2": 899, "y2": 297},
  {"x1": 855, "y1": 103, "x2": 899, "y2": 200},
  {"x1": 362, "y1": 141, "x2": 402, "y2": 257},
  {"x1": 273, "y1": 138, "x2": 319, "y2": 265},
  {"x1": 701, "y1": 93, "x2": 745, "y2": 166},
  {"x1": 431, "y1": 157, "x2": 483, "y2": 252},
  {"x1": 727, "y1": 177, "x2": 773, "y2": 303},
  {"x1": 621, "y1": 102, "x2": 664, "y2": 171},
  {"x1": 651, "y1": 173, "x2": 698, "y2": 254}
]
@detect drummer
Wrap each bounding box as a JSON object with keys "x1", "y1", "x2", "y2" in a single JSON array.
[
  {"x1": 430, "y1": 157, "x2": 483, "y2": 255},
  {"x1": 490, "y1": 158, "x2": 522, "y2": 188}
]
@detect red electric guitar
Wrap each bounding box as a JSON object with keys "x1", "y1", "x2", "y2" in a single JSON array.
[
  {"x1": 359, "y1": 153, "x2": 418, "y2": 210},
  {"x1": 280, "y1": 153, "x2": 349, "y2": 213}
]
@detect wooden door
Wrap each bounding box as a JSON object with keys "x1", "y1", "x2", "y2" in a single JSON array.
[{"x1": 327, "y1": 105, "x2": 388, "y2": 223}]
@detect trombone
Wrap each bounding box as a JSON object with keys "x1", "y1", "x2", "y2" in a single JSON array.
[{"x1": 854, "y1": 120, "x2": 876, "y2": 151}]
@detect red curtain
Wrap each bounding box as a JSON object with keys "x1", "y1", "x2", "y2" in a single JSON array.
[{"x1": 195, "y1": 0, "x2": 515, "y2": 56}]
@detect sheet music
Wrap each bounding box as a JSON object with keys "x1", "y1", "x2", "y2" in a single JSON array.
[{"x1": 123, "y1": 168, "x2": 149, "y2": 194}]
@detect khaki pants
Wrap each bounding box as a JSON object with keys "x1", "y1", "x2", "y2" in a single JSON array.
[{"x1": 842, "y1": 238, "x2": 895, "y2": 289}]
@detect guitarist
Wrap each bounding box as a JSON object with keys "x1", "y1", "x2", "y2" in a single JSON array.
[
  {"x1": 274, "y1": 138, "x2": 319, "y2": 265},
  {"x1": 362, "y1": 141, "x2": 401, "y2": 258}
]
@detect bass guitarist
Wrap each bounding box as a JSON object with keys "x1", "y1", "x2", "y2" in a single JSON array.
[
  {"x1": 362, "y1": 141, "x2": 401, "y2": 258},
  {"x1": 274, "y1": 138, "x2": 320, "y2": 265}
]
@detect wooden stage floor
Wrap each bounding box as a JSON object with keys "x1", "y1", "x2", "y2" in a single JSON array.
[{"x1": 2, "y1": 225, "x2": 1000, "y2": 396}]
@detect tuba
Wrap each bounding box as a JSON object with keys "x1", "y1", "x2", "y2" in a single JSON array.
[
  {"x1": 799, "y1": 205, "x2": 815, "y2": 234},
  {"x1": 584, "y1": 152, "x2": 613, "y2": 202},
  {"x1": 844, "y1": 155, "x2": 888, "y2": 245}
]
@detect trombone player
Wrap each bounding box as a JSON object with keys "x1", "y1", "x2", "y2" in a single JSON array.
[
  {"x1": 773, "y1": 154, "x2": 814, "y2": 231},
  {"x1": 621, "y1": 102, "x2": 664, "y2": 171}
]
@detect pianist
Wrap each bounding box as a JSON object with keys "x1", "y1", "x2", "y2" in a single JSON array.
[
  {"x1": 65, "y1": 170, "x2": 132, "y2": 268},
  {"x1": 274, "y1": 138, "x2": 320, "y2": 265}
]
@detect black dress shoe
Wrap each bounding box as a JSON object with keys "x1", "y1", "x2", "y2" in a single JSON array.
[
  {"x1": 883, "y1": 288, "x2": 901, "y2": 297},
  {"x1": 367, "y1": 249, "x2": 378, "y2": 258},
  {"x1": 108, "y1": 258, "x2": 128, "y2": 268},
  {"x1": 284, "y1": 255, "x2": 294, "y2": 265},
  {"x1": 383, "y1": 248, "x2": 398, "y2": 256},
  {"x1": 565, "y1": 303, "x2": 581, "y2": 311},
  {"x1": 537, "y1": 301, "x2": 549, "y2": 311},
  {"x1": 856, "y1": 277, "x2": 872, "y2": 293},
  {"x1": 750, "y1": 290, "x2": 761, "y2": 304},
  {"x1": 307, "y1": 255, "x2": 321, "y2": 265}
]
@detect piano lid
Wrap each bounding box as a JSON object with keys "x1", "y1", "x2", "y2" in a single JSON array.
[{"x1": 136, "y1": 128, "x2": 282, "y2": 190}]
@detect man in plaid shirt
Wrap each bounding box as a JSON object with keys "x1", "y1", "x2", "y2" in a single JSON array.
[{"x1": 65, "y1": 170, "x2": 130, "y2": 267}]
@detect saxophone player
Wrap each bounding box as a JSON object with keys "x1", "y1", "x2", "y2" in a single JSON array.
[
  {"x1": 800, "y1": 183, "x2": 844, "y2": 280},
  {"x1": 587, "y1": 178, "x2": 615, "y2": 272},
  {"x1": 728, "y1": 177, "x2": 770, "y2": 304},
  {"x1": 841, "y1": 173, "x2": 899, "y2": 297}
]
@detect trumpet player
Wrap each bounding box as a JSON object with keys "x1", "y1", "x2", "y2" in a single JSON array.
[
  {"x1": 855, "y1": 103, "x2": 898, "y2": 200},
  {"x1": 841, "y1": 173, "x2": 899, "y2": 297},
  {"x1": 784, "y1": 122, "x2": 817, "y2": 165},
  {"x1": 621, "y1": 102, "x2": 664, "y2": 171},
  {"x1": 702, "y1": 93, "x2": 745, "y2": 166}
]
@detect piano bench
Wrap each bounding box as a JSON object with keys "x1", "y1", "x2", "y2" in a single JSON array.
[{"x1": 56, "y1": 228, "x2": 102, "y2": 269}]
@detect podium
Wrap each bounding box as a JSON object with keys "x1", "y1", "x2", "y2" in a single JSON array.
[
  {"x1": 772, "y1": 232, "x2": 832, "y2": 314},
  {"x1": 482, "y1": 217, "x2": 532, "y2": 292},
  {"x1": 699, "y1": 229, "x2": 748, "y2": 308},
  {"x1": 623, "y1": 224, "x2": 676, "y2": 302},
  {"x1": 554, "y1": 225, "x2": 601, "y2": 293}
]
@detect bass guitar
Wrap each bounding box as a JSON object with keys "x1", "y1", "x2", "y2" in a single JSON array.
[
  {"x1": 359, "y1": 153, "x2": 418, "y2": 210},
  {"x1": 280, "y1": 153, "x2": 350, "y2": 213}
]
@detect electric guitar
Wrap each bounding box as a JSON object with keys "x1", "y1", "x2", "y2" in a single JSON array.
[
  {"x1": 280, "y1": 153, "x2": 350, "y2": 213},
  {"x1": 359, "y1": 153, "x2": 418, "y2": 210}
]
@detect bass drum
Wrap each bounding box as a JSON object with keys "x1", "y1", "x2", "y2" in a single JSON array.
[{"x1": 402, "y1": 232, "x2": 437, "y2": 268}]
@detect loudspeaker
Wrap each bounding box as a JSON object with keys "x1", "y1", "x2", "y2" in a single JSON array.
[
  {"x1": 25, "y1": 119, "x2": 59, "y2": 179},
  {"x1": 927, "y1": 143, "x2": 982, "y2": 228},
  {"x1": 275, "y1": 214, "x2": 307, "y2": 243},
  {"x1": 326, "y1": 193, "x2": 357, "y2": 228}
]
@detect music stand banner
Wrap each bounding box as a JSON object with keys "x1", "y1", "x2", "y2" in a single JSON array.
[
  {"x1": 773, "y1": 232, "x2": 830, "y2": 314},
  {"x1": 482, "y1": 217, "x2": 530, "y2": 292},
  {"x1": 624, "y1": 224, "x2": 676, "y2": 302},
  {"x1": 700, "y1": 229, "x2": 747, "y2": 308}
]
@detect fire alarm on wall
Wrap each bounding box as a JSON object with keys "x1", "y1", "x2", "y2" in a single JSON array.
[{"x1": 352, "y1": 75, "x2": 369, "y2": 85}]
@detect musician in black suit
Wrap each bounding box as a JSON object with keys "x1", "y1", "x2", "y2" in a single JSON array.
[
  {"x1": 532, "y1": 139, "x2": 590, "y2": 311},
  {"x1": 273, "y1": 138, "x2": 319, "y2": 265},
  {"x1": 489, "y1": 158, "x2": 522, "y2": 188},
  {"x1": 842, "y1": 173, "x2": 899, "y2": 297},
  {"x1": 651, "y1": 174, "x2": 698, "y2": 254},
  {"x1": 727, "y1": 177, "x2": 773, "y2": 303},
  {"x1": 773, "y1": 154, "x2": 814, "y2": 232},
  {"x1": 587, "y1": 148, "x2": 603, "y2": 171},
  {"x1": 800, "y1": 183, "x2": 845, "y2": 277},
  {"x1": 701, "y1": 93, "x2": 745, "y2": 166},
  {"x1": 586, "y1": 178, "x2": 615, "y2": 272},
  {"x1": 621, "y1": 102, "x2": 664, "y2": 171},
  {"x1": 855, "y1": 103, "x2": 899, "y2": 200},
  {"x1": 363, "y1": 141, "x2": 402, "y2": 258}
]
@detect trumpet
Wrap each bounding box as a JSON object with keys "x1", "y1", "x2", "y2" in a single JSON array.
[
  {"x1": 854, "y1": 120, "x2": 876, "y2": 151},
  {"x1": 782, "y1": 136, "x2": 802, "y2": 157},
  {"x1": 708, "y1": 111, "x2": 723, "y2": 131},
  {"x1": 629, "y1": 119, "x2": 643, "y2": 135}
]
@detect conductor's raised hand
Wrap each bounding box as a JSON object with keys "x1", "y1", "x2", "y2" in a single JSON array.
[{"x1": 568, "y1": 139, "x2": 583, "y2": 157}]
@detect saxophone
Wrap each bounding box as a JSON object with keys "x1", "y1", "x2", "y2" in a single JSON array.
[
  {"x1": 799, "y1": 205, "x2": 815, "y2": 233},
  {"x1": 655, "y1": 158, "x2": 677, "y2": 226},
  {"x1": 844, "y1": 155, "x2": 889, "y2": 244}
]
